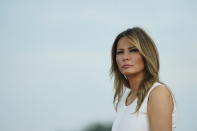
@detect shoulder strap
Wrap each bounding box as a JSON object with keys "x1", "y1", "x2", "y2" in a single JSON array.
[
  {"x1": 138, "y1": 82, "x2": 162, "y2": 112},
  {"x1": 146, "y1": 82, "x2": 162, "y2": 98}
]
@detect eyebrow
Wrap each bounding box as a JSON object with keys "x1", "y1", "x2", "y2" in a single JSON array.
[{"x1": 117, "y1": 46, "x2": 136, "y2": 50}]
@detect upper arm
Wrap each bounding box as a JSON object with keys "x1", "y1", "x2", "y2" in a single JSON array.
[{"x1": 147, "y1": 85, "x2": 174, "y2": 131}]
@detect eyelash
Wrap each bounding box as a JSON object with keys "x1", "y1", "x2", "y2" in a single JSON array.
[
  {"x1": 130, "y1": 48, "x2": 138, "y2": 52},
  {"x1": 116, "y1": 48, "x2": 138, "y2": 54}
]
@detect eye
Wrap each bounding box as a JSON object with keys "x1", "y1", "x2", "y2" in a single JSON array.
[
  {"x1": 116, "y1": 51, "x2": 123, "y2": 55},
  {"x1": 129, "y1": 48, "x2": 138, "y2": 53}
]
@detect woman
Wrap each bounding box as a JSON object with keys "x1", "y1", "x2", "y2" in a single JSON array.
[{"x1": 110, "y1": 27, "x2": 176, "y2": 131}]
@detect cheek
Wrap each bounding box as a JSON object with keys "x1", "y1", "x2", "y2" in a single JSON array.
[
  {"x1": 135, "y1": 55, "x2": 144, "y2": 68},
  {"x1": 116, "y1": 56, "x2": 121, "y2": 67}
]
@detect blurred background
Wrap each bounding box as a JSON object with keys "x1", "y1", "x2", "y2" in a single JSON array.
[{"x1": 0, "y1": 0, "x2": 197, "y2": 131}]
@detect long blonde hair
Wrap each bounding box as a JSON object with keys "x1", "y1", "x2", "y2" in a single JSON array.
[{"x1": 110, "y1": 27, "x2": 163, "y2": 113}]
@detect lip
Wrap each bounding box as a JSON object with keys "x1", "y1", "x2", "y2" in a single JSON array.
[{"x1": 122, "y1": 64, "x2": 133, "y2": 68}]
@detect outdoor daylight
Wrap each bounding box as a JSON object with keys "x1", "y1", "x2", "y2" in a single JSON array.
[{"x1": 1, "y1": 0, "x2": 197, "y2": 131}]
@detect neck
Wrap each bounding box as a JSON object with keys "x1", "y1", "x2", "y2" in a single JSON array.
[{"x1": 127, "y1": 71, "x2": 145, "y2": 92}]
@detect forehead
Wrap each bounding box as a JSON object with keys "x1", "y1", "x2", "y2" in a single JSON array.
[{"x1": 117, "y1": 37, "x2": 135, "y2": 49}]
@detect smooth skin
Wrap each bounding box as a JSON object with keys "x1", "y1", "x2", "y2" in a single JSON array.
[
  {"x1": 148, "y1": 85, "x2": 174, "y2": 131},
  {"x1": 116, "y1": 36, "x2": 174, "y2": 131}
]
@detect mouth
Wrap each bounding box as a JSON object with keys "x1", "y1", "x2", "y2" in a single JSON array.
[{"x1": 122, "y1": 64, "x2": 133, "y2": 69}]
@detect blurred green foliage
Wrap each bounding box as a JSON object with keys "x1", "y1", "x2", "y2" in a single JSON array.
[{"x1": 82, "y1": 122, "x2": 112, "y2": 131}]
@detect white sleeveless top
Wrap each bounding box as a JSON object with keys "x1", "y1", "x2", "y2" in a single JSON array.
[{"x1": 111, "y1": 82, "x2": 177, "y2": 131}]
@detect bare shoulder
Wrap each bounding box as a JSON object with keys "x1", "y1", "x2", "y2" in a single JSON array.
[
  {"x1": 147, "y1": 84, "x2": 174, "y2": 130},
  {"x1": 149, "y1": 84, "x2": 172, "y2": 99},
  {"x1": 148, "y1": 84, "x2": 174, "y2": 112}
]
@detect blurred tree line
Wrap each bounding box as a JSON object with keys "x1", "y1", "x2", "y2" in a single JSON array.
[{"x1": 82, "y1": 121, "x2": 112, "y2": 131}]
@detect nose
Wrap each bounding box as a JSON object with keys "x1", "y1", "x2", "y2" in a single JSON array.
[{"x1": 122, "y1": 52, "x2": 130, "y2": 61}]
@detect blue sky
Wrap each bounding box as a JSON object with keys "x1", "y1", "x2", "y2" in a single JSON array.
[{"x1": 0, "y1": 0, "x2": 197, "y2": 131}]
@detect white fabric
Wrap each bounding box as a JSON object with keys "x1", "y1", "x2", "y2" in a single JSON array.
[{"x1": 111, "y1": 82, "x2": 177, "y2": 131}]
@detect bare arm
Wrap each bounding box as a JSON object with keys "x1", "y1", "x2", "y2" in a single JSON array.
[{"x1": 147, "y1": 85, "x2": 174, "y2": 131}]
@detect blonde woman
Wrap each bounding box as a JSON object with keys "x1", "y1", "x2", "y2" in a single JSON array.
[{"x1": 111, "y1": 27, "x2": 176, "y2": 131}]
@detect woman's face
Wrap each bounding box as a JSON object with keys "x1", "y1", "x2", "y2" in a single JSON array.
[{"x1": 116, "y1": 37, "x2": 145, "y2": 77}]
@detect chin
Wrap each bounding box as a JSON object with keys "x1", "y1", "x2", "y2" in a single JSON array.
[
  {"x1": 121, "y1": 71, "x2": 135, "y2": 76},
  {"x1": 121, "y1": 70, "x2": 142, "y2": 77}
]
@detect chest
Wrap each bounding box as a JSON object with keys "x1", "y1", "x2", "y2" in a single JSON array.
[{"x1": 112, "y1": 104, "x2": 150, "y2": 131}]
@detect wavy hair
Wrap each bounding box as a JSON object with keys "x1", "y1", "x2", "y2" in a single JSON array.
[{"x1": 110, "y1": 27, "x2": 163, "y2": 113}]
